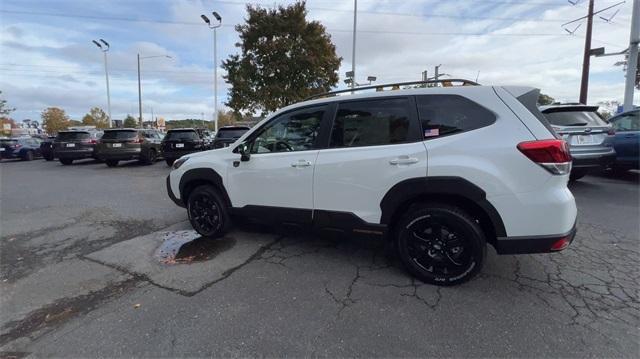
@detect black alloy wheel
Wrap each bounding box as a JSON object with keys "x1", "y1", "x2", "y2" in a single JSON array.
[
  {"x1": 396, "y1": 203, "x2": 486, "y2": 286},
  {"x1": 187, "y1": 185, "x2": 230, "y2": 238}
]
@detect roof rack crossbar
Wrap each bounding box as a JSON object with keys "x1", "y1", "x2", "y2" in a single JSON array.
[{"x1": 305, "y1": 78, "x2": 480, "y2": 101}]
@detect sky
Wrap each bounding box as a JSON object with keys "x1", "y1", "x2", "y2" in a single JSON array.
[{"x1": 0, "y1": 0, "x2": 637, "y2": 122}]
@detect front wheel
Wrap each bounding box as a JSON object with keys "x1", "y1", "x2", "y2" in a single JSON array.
[
  {"x1": 44, "y1": 154, "x2": 54, "y2": 161},
  {"x1": 59, "y1": 158, "x2": 73, "y2": 165},
  {"x1": 141, "y1": 149, "x2": 157, "y2": 165},
  {"x1": 396, "y1": 203, "x2": 486, "y2": 286},
  {"x1": 187, "y1": 185, "x2": 230, "y2": 238}
]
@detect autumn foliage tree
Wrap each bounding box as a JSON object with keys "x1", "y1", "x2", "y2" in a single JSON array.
[
  {"x1": 222, "y1": 1, "x2": 341, "y2": 116},
  {"x1": 41, "y1": 107, "x2": 69, "y2": 135},
  {"x1": 81, "y1": 107, "x2": 110, "y2": 128},
  {"x1": 123, "y1": 114, "x2": 137, "y2": 128}
]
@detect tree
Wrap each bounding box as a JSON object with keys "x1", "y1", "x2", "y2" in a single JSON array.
[
  {"x1": 81, "y1": 107, "x2": 110, "y2": 128},
  {"x1": 538, "y1": 93, "x2": 555, "y2": 106},
  {"x1": 0, "y1": 91, "x2": 15, "y2": 116},
  {"x1": 41, "y1": 107, "x2": 69, "y2": 135},
  {"x1": 123, "y1": 114, "x2": 137, "y2": 128},
  {"x1": 222, "y1": 1, "x2": 341, "y2": 115}
]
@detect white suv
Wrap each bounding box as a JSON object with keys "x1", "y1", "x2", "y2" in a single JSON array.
[{"x1": 167, "y1": 84, "x2": 577, "y2": 285}]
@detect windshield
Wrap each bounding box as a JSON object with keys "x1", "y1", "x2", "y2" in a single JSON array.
[
  {"x1": 165, "y1": 130, "x2": 199, "y2": 141},
  {"x1": 102, "y1": 130, "x2": 138, "y2": 140},
  {"x1": 216, "y1": 129, "x2": 249, "y2": 139},
  {"x1": 544, "y1": 111, "x2": 608, "y2": 127},
  {"x1": 56, "y1": 132, "x2": 90, "y2": 141}
]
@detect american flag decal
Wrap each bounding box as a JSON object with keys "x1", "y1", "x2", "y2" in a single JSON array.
[{"x1": 424, "y1": 128, "x2": 440, "y2": 138}]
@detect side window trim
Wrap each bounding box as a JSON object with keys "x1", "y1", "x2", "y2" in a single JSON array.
[
  {"x1": 327, "y1": 96, "x2": 420, "y2": 149},
  {"x1": 241, "y1": 104, "x2": 333, "y2": 154}
]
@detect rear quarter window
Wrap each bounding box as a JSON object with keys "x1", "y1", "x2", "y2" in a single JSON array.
[{"x1": 416, "y1": 95, "x2": 496, "y2": 138}]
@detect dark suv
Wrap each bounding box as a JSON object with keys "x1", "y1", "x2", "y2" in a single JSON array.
[
  {"x1": 161, "y1": 128, "x2": 206, "y2": 166},
  {"x1": 96, "y1": 128, "x2": 163, "y2": 167},
  {"x1": 53, "y1": 130, "x2": 103, "y2": 165},
  {"x1": 212, "y1": 126, "x2": 250, "y2": 149},
  {"x1": 0, "y1": 137, "x2": 42, "y2": 161}
]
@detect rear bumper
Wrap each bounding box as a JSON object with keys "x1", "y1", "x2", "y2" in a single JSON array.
[
  {"x1": 98, "y1": 149, "x2": 142, "y2": 161},
  {"x1": 571, "y1": 150, "x2": 616, "y2": 169},
  {"x1": 163, "y1": 150, "x2": 199, "y2": 160},
  {"x1": 494, "y1": 222, "x2": 577, "y2": 254},
  {"x1": 55, "y1": 150, "x2": 95, "y2": 159},
  {"x1": 166, "y1": 175, "x2": 185, "y2": 207}
]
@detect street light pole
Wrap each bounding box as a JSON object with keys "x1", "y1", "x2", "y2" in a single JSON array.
[
  {"x1": 201, "y1": 12, "x2": 222, "y2": 132},
  {"x1": 137, "y1": 54, "x2": 172, "y2": 129},
  {"x1": 137, "y1": 53, "x2": 142, "y2": 128},
  {"x1": 624, "y1": 0, "x2": 639, "y2": 111},
  {"x1": 351, "y1": 0, "x2": 357, "y2": 90},
  {"x1": 92, "y1": 39, "x2": 112, "y2": 127}
]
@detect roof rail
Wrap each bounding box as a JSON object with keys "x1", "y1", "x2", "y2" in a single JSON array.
[{"x1": 305, "y1": 78, "x2": 480, "y2": 101}]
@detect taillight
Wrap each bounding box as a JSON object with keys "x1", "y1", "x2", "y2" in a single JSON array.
[
  {"x1": 133, "y1": 137, "x2": 144, "y2": 144},
  {"x1": 550, "y1": 235, "x2": 572, "y2": 251},
  {"x1": 517, "y1": 139, "x2": 572, "y2": 175},
  {"x1": 607, "y1": 128, "x2": 615, "y2": 136},
  {"x1": 13, "y1": 144, "x2": 22, "y2": 149}
]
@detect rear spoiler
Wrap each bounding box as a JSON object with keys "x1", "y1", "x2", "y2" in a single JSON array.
[{"x1": 540, "y1": 106, "x2": 599, "y2": 114}]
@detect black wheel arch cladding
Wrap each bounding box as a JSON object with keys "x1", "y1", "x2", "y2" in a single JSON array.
[
  {"x1": 380, "y1": 176, "x2": 506, "y2": 238},
  {"x1": 179, "y1": 168, "x2": 232, "y2": 207}
]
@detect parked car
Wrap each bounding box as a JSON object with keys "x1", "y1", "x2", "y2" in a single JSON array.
[
  {"x1": 40, "y1": 136, "x2": 56, "y2": 161},
  {"x1": 0, "y1": 137, "x2": 42, "y2": 161},
  {"x1": 167, "y1": 84, "x2": 577, "y2": 286},
  {"x1": 96, "y1": 128, "x2": 163, "y2": 167},
  {"x1": 53, "y1": 130, "x2": 103, "y2": 165},
  {"x1": 608, "y1": 109, "x2": 639, "y2": 172},
  {"x1": 212, "y1": 126, "x2": 250, "y2": 149},
  {"x1": 540, "y1": 104, "x2": 615, "y2": 181},
  {"x1": 161, "y1": 128, "x2": 206, "y2": 166}
]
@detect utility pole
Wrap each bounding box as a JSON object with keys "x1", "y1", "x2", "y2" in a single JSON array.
[
  {"x1": 351, "y1": 0, "x2": 357, "y2": 90},
  {"x1": 92, "y1": 39, "x2": 112, "y2": 128},
  {"x1": 201, "y1": 12, "x2": 222, "y2": 132},
  {"x1": 579, "y1": 0, "x2": 595, "y2": 104},
  {"x1": 624, "y1": 0, "x2": 639, "y2": 111}
]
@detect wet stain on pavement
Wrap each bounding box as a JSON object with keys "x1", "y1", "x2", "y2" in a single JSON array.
[{"x1": 154, "y1": 231, "x2": 236, "y2": 265}]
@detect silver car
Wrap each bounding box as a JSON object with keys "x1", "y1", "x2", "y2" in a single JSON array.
[{"x1": 540, "y1": 104, "x2": 615, "y2": 181}]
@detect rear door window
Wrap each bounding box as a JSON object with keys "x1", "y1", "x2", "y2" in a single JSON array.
[
  {"x1": 416, "y1": 95, "x2": 496, "y2": 138},
  {"x1": 101, "y1": 130, "x2": 137, "y2": 140},
  {"x1": 166, "y1": 130, "x2": 199, "y2": 141},
  {"x1": 330, "y1": 98, "x2": 415, "y2": 148}
]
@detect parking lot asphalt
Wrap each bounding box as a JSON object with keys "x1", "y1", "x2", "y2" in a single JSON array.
[{"x1": 0, "y1": 158, "x2": 638, "y2": 358}]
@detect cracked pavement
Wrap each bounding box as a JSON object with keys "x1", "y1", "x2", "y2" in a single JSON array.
[{"x1": 0, "y1": 159, "x2": 638, "y2": 357}]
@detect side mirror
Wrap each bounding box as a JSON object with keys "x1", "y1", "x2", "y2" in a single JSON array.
[{"x1": 238, "y1": 143, "x2": 251, "y2": 161}]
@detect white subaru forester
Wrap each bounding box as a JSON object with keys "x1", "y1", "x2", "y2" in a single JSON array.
[{"x1": 167, "y1": 83, "x2": 577, "y2": 286}]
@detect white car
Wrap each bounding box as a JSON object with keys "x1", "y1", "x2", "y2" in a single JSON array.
[{"x1": 167, "y1": 83, "x2": 577, "y2": 285}]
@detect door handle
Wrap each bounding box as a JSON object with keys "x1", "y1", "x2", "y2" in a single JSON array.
[
  {"x1": 291, "y1": 160, "x2": 312, "y2": 168},
  {"x1": 389, "y1": 157, "x2": 419, "y2": 165}
]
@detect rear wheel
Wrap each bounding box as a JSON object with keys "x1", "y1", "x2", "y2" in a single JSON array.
[
  {"x1": 22, "y1": 151, "x2": 34, "y2": 161},
  {"x1": 187, "y1": 185, "x2": 230, "y2": 238},
  {"x1": 166, "y1": 158, "x2": 175, "y2": 166},
  {"x1": 395, "y1": 203, "x2": 486, "y2": 286},
  {"x1": 141, "y1": 148, "x2": 157, "y2": 165},
  {"x1": 59, "y1": 158, "x2": 73, "y2": 165},
  {"x1": 106, "y1": 160, "x2": 119, "y2": 167},
  {"x1": 44, "y1": 154, "x2": 54, "y2": 161},
  {"x1": 569, "y1": 168, "x2": 588, "y2": 181}
]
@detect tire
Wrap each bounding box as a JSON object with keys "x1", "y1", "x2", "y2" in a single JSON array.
[
  {"x1": 569, "y1": 169, "x2": 588, "y2": 181},
  {"x1": 166, "y1": 158, "x2": 175, "y2": 166},
  {"x1": 105, "y1": 160, "x2": 119, "y2": 167},
  {"x1": 59, "y1": 158, "x2": 73, "y2": 165},
  {"x1": 141, "y1": 149, "x2": 157, "y2": 165},
  {"x1": 187, "y1": 185, "x2": 231, "y2": 238},
  {"x1": 22, "y1": 151, "x2": 34, "y2": 161},
  {"x1": 395, "y1": 203, "x2": 486, "y2": 286},
  {"x1": 44, "y1": 154, "x2": 54, "y2": 161}
]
